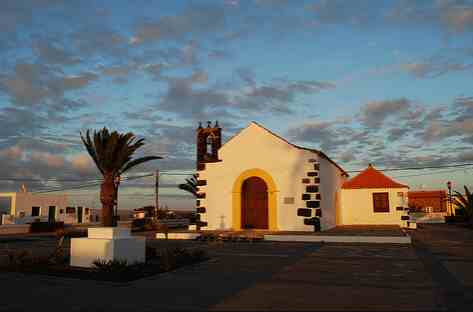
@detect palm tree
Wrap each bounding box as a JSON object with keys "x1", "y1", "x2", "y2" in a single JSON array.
[
  {"x1": 80, "y1": 128, "x2": 162, "y2": 226},
  {"x1": 178, "y1": 174, "x2": 201, "y2": 229},
  {"x1": 178, "y1": 174, "x2": 199, "y2": 197},
  {"x1": 453, "y1": 186, "x2": 473, "y2": 225}
]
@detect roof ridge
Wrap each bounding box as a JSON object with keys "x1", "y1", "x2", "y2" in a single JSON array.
[
  {"x1": 342, "y1": 165, "x2": 408, "y2": 189},
  {"x1": 221, "y1": 121, "x2": 348, "y2": 176}
]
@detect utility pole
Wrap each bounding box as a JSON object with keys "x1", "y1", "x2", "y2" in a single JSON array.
[
  {"x1": 155, "y1": 169, "x2": 159, "y2": 220},
  {"x1": 447, "y1": 181, "x2": 453, "y2": 216}
]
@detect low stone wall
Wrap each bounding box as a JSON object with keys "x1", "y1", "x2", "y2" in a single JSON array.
[
  {"x1": 156, "y1": 219, "x2": 190, "y2": 228},
  {"x1": 0, "y1": 224, "x2": 31, "y2": 235},
  {"x1": 410, "y1": 212, "x2": 446, "y2": 223},
  {"x1": 264, "y1": 234, "x2": 412, "y2": 244}
]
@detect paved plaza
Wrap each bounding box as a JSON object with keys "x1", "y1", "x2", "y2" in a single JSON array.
[{"x1": 0, "y1": 224, "x2": 472, "y2": 311}]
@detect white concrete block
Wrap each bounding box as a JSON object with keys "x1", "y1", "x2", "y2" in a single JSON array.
[
  {"x1": 88, "y1": 227, "x2": 131, "y2": 239},
  {"x1": 70, "y1": 227, "x2": 145, "y2": 268},
  {"x1": 70, "y1": 237, "x2": 145, "y2": 267},
  {"x1": 156, "y1": 232, "x2": 201, "y2": 240}
]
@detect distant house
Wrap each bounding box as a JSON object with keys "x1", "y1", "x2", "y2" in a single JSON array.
[
  {"x1": 0, "y1": 190, "x2": 68, "y2": 224},
  {"x1": 133, "y1": 206, "x2": 156, "y2": 219},
  {"x1": 408, "y1": 190, "x2": 447, "y2": 213},
  {"x1": 340, "y1": 164, "x2": 409, "y2": 226},
  {"x1": 0, "y1": 189, "x2": 98, "y2": 225}
]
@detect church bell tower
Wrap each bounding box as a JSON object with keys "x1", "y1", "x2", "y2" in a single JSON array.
[{"x1": 196, "y1": 120, "x2": 221, "y2": 171}]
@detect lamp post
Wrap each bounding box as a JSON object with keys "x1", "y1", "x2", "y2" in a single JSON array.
[{"x1": 447, "y1": 181, "x2": 452, "y2": 216}]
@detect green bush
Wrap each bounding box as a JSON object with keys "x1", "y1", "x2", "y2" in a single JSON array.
[
  {"x1": 445, "y1": 215, "x2": 468, "y2": 223},
  {"x1": 146, "y1": 246, "x2": 157, "y2": 260},
  {"x1": 30, "y1": 222, "x2": 64, "y2": 233},
  {"x1": 92, "y1": 259, "x2": 133, "y2": 272},
  {"x1": 157, "y1": 247, "x2": 207, "y2": 271},
  {"x1": 4, "y1": 249, "x2": 53, "y2": 268}
]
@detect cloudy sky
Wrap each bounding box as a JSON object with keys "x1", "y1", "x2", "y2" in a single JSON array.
[{"x1": 0, "y1": 0, "x2": 472, "y2": 210}]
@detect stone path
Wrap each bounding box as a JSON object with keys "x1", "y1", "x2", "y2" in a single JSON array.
[{"x1": 0, "y1": 224, "x2": 471, "y2": 311}]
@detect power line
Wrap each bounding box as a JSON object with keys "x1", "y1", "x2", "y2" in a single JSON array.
[
  {"x1": 393, "y1": 167, "x2": 471, "y2": 179},
  {"x1": 0, "y1": 177, "x2": 102, "y2": 182},
  {"x1": 32, "y1": 173, "x2": 155, "y2": 194},
  {"x1": 346, "y1": 163, "x2": 473, "y2": 173},
  {"x1": 0, "y1": 172, "x2": 194, "y2": 183},
  {"x1": 4, "y1": 162, "x2": 473, "y2": 193}
]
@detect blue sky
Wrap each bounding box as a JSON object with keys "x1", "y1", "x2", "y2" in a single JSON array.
[{"x1": 0, "y1": 0, "x2": 472, "y2": 210}]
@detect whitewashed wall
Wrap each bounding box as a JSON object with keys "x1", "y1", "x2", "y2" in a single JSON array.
[
  {"x1": 319, "y1": 156, "x2": 346, "y2": 230},
  {"x1": 199, "y1": 123, "x2": 346, "y2": 232},
  {"x1": 340, "y1": 188, "x2": 408, "y2": 225},
  {"x1": 13, "y1": 192, "x2": 68, "y2": 219}
]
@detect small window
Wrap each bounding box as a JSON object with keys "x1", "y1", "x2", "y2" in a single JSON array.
[
  {"x1": 66, "y1": 207, "x2": 75, "y2": 214},
  {"x1": 373, "y1": 193, "x2": 389, "y2": 213},
  {"x1": 31, "y1": 206, "x2": 40, "y2": 217}
]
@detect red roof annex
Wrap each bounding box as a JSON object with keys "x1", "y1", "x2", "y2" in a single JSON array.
[{"x1": 342, "y1": 164, "x2": 408, "y2": 189}]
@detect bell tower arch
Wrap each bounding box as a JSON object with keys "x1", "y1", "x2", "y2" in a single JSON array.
[{"x1": 196, "y1": 121, "x2": 221, "y2": 170}]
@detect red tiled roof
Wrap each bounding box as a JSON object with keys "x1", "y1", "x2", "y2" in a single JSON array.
[{"x1": 342, "y1": 164, "x2": 408, "y2": 189}]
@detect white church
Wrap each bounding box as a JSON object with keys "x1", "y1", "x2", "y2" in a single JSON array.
[{"x1": 194, "y1": 121, "x2": 409, "y2": 232}]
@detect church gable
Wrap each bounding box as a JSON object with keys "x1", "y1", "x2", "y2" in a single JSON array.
[{"x1": 219, "y1": 122, "x2": 301, "y2": 158}]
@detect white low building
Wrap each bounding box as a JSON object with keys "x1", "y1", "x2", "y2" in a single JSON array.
[
  {"x1": 196, "y1": 121, "x2": 348, "y2": 232},
  {"x1": 0, "y1": 189, "x2": 98, "y2": 225},
  {"x1": 0, "y1": 190, "x2": 68, "y2": 224},
  {"x1": 340, "y1": 164, "x2": 409, "y2": 226},
  {"x1": 193, "y1": 121, "x2": 411, "y2": 232}
]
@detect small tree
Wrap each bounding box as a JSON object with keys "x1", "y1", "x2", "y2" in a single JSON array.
[
  {"x1": 80, "y1": 128, "x2": 161, "y2": 226},
  {"x1": 453, "y1": 186, "x2": 473, "y2": 225}
]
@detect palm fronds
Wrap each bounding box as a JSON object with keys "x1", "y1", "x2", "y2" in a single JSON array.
[
  {"x1": 453, "y1": 185, "x2": 473, "y2": 221},
  {"x1": 80, "y1": 128, "x2": 162, "y2": 226},
  {"x1": 80, "y1": 128, "x2": 162, "y2": 178},
  {"x1": 178, "y1": 174, "x2": 199, "y2": 197}
]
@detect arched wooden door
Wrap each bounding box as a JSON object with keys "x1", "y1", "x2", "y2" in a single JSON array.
[{"x1": 241, "y1": 177, "x2": 268, "y2": 229}]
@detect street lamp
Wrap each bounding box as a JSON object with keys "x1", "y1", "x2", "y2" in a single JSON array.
[{"x1": 447, "y1": 181, "x2": 452, "y2": 216}]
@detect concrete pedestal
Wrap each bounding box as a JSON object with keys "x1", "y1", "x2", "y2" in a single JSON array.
[{"x1": 70, "y1": 227, "x2": 145, "y2": 268}]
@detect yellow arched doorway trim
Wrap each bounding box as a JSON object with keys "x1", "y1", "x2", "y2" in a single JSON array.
[{"x1": 232, "y1": 168, "x2": 278, "y2": 230}]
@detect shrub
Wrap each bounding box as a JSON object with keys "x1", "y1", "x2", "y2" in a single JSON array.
[
  {"x1": 3, "y1": 249, "x2": 53, "y2": 268},
  {"x1": 30, "y1": 222, "x2": 64, "y2": 233},
  {"x1": 92, "y1": 259, "x2": 133, "y2": 273},
  {"x1": 445, "y1": 215, "x2": 468, "y2": 223},
  {"x1": 7, "y1": 250, "x2": 32, "y2": 266},
  {"x1": 157, "y1": 247, "x2": 207, "y2": 271},
  {"x1": 63, "y1": 228, "x2": 87, "y2": 238},
  {"x1": 146, "y1": 246, "x2": 157, "y2": 260}
]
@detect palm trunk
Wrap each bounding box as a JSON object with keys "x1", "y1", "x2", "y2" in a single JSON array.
[{"x1": 100, "y1": 174, "x2": 116, "y2": 227}]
